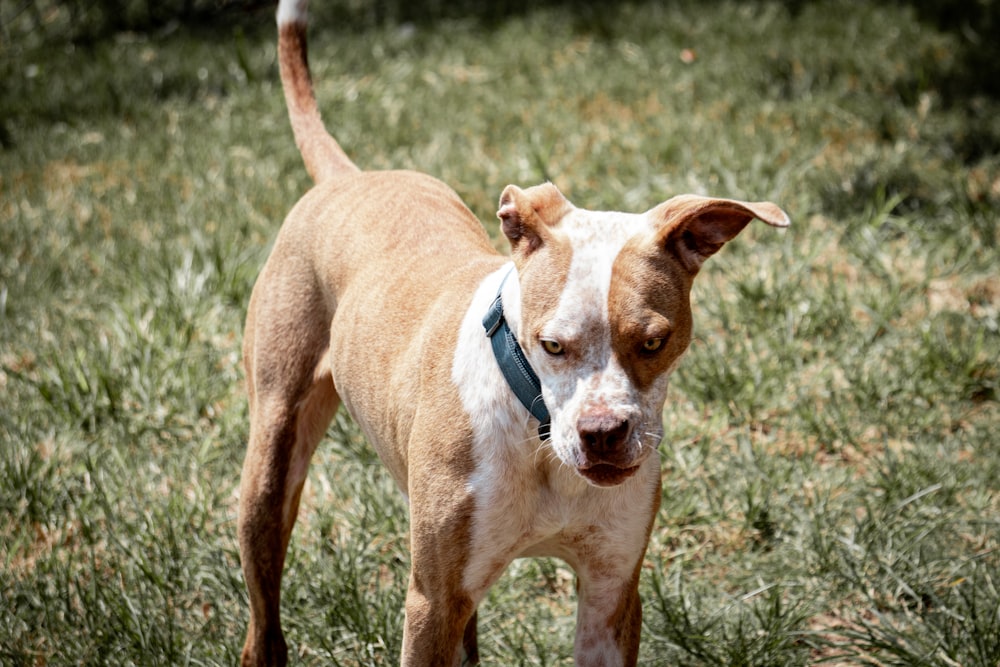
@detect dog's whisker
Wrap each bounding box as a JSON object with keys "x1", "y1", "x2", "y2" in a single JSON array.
[
  {"x1": 641, "y1": 431, "x2": 663, "y2": 445},
  {"x1": 531, "y1": 440, "x2": 557, "y2": 467}
]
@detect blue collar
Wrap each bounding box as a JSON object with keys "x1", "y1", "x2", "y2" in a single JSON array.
[{"x1": 482, "y1": 270, "x2": 551, "y2": 440}]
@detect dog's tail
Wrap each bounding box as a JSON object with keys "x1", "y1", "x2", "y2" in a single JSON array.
[{"x1": 277, "y1": 0, "x2": 359, "y2": 183}]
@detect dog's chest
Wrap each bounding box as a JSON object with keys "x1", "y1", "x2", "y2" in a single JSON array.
[{"x1": 459, "y1": 446, "x2": 660, "y2": 595}]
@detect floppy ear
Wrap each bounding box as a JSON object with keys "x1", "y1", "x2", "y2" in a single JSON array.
[
  {"x1": 651, "y1": 195, "x2": 790, "y2": 273},
  {"x1": 497, "y1": 183, "x2": 573, "y2": 256}
]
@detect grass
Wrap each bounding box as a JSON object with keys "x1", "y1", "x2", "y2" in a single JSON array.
[{"x1": 2, "y1": 0, "x2": 999, "y2": 664}]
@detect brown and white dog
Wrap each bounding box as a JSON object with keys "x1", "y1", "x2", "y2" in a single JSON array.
[{"x1": 238, "y1": 1, "x2": 790, "y2": 664}]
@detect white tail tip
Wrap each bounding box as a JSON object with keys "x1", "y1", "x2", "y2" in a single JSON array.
[{"x1": 277, "y1": 0, "x2": 308, "y2": 26}]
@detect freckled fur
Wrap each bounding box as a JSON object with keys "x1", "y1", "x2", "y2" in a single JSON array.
[{"x1": 239, "y1": 2, "x2": 790, "y2": 666}]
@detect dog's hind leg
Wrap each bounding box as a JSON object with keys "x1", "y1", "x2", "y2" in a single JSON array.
[
  {"x1": 239, "y1": 286, "x2": 339, "y2": 667},
  {"x1": 462, "y1": 610, "x2": 479, "y2": 665}
]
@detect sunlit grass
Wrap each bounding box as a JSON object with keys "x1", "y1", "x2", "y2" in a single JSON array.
[{"x1": 2, "y1": 0, "x2": 998, "y2": 664}]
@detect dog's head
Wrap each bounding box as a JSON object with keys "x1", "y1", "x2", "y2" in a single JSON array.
[{"x1": 498, "y1": 183, "x2": 788, "y2": 487}]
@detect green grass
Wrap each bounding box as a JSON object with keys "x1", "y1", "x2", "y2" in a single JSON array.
[{"x1": 2, "y1": 0, "x2": 999, "y2": 664}]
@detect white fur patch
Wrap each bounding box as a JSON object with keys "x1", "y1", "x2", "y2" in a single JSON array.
[
  {"x1": 277, "y1": 0, "x2": 308, "y2": 26},
  {"x1": 451, "y1": 263, "x2": 542, "y2": 595},
  {"x1": 451, "y1": 263, "x2": 526, "y2": 453}
]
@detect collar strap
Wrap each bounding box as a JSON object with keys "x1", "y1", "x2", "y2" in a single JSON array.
[{"x1": 482, "y1": 271, "x2": 551, "y2": 440}]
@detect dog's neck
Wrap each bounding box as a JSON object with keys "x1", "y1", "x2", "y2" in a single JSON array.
[{"x1": 482, "y1": 268, "x2": 550, "y2": 439}]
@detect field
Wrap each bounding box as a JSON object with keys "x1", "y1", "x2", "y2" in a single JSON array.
[{"x1": 2, "y1": 0, "x2": 999, "y2": 664}]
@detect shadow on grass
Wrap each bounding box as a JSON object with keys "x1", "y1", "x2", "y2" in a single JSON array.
[
  {"x1": 3, "y1": 0, "x2": 620, "y2": 44},
  {"x1": 7, "y1": 0, "x2": 999, "y2": 116},
  {"x1": 13, "y1": 1, "x2": 998, "y2": 99}
]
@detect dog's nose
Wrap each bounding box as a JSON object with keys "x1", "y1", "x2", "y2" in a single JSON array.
[{"x1": 577, "y1": 413, "x2": 631, "y2": 455}]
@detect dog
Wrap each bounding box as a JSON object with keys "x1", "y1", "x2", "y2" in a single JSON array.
[{"x1": 238, "y1": 1, "x2": 790, "y2": 664}]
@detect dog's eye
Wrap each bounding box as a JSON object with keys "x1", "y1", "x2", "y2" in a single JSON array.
[
  {"x1": 541, "y1": 339, "x2": 565, "y2": 355},
  {"x1": 641, "y1": 337, "x2": 664, "y2": 353}
]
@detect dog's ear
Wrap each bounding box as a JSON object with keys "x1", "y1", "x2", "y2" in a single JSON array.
[
  {"x1": 651, "y1": 195, "x2": 789, "y2": 273},
  {"x1": 497, "y1": 183, "x2": 573, "y2": 255}
]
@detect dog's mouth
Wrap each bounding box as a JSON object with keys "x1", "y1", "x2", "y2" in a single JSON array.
[{"x1": 577, "y1": 462, "x2": 641, "y2": 487}]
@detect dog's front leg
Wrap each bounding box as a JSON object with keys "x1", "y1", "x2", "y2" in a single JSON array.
[
  {"x1": 570, "y1": 485, "x2": 658, "y2": 667},
  {"x1": 573, "y1": 559, "x2": 645, "y2": 667},
  {"x1": 399, "y1": 461, "x2": 481, "y2": 666},
  {"x1": 400, "y1": 571, "x2": 478, "y2": 666}
]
